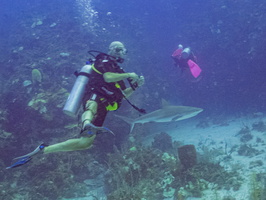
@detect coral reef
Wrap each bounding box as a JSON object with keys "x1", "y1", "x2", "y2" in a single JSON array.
[
  {"x1": 151, "y1": 132, "x2": 173, "y2": 152},
  {"x1": 249, "y1": 173, "x2": 266, "y2": 200},
  {"x1": 105, "y1": 145, "x2": 177, "y2": 199},
  {"x1": 31, "y1": 69, "x2": 42, "y2": 84},
  {"x1": 180, "y1": 162, "x2": 243, "y2": 194},
  {"x1": 2, "y1": 151, "x2": 102, "y2": 199},
  {"x1": 104, "y1": 141, "x2": 244, "y2": 200},
  {"x1": 27, "y1": 87, "x2": 69, "y2": 121},
  {"x1": 178, "y1": 144, "x2": 197, "y2": 170}
]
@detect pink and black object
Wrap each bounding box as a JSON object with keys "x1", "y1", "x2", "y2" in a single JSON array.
[{"x1": 172, "y1": 44, "x2": 202, "y2": 78}]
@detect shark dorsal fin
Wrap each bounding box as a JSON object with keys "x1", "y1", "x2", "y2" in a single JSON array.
[{"x1": 161, "y1": 99, "x2": 170, "y2": 108}]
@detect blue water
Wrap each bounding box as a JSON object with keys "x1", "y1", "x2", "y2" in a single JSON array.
[
  {"x1": 1, "y1": 0, "x2": 265, "y2": 114},
  {"x1": 1, "y1": 0, "x2": 266, "y2": 199}
]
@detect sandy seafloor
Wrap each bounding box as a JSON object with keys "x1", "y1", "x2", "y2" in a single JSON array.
[
  {"x1": 144, "y1": 114, "x2": 266, "y2": 200},
  {"x1": 62, "y1": 113, "x2": 266, "y2": 200}
]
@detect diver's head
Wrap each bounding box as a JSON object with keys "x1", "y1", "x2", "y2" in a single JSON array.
[{"x1": 108, "y1": 41, "x2": 127, "y2": 59}]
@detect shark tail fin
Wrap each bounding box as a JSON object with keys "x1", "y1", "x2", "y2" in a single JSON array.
[{"x1": 115, "y1": 114, "x2": 136, "y2": 133}]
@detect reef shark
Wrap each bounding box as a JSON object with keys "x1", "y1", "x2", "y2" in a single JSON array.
[{"x1": 115, "y1": 99, "x2": 203, "y2": 133}]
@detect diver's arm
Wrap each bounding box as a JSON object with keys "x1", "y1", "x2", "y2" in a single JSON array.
[
  {"x1": 122, "y1": 76, "x2": 145, "y2": 98},
  {"x1": 103, "y1": 72, "x2": 138, "y2": 83}
]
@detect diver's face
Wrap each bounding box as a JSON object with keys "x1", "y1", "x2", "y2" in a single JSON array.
[{"x1": 109, "y1": 46, "x2": 127, "y2": 58}]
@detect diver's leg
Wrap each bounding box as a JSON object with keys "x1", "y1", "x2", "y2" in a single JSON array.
[
  {"x1": 43, "y1": 99, "x2": 98, "y2": 154},
  {"x1": 43, "y1": 135, "x2": 96, "y2": 154},
  {"x1": 82, "y1": 99, "x2": 98, "y2": 129},
  {"x1": 6, "y1": 136, "x2": 96, "y2": 169}
]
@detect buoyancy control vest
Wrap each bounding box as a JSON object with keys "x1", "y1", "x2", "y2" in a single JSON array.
[{"x1": 86, "y1": 53, "x2": 126, "y2": 104}]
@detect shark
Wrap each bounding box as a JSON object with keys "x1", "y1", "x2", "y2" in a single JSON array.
[{"x1": 115, "y1": 99, "x2": 203, "y2": 133}]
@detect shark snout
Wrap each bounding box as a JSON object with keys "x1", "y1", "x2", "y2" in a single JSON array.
[{"x1": 191, "y1": 108, "x2": 203, "y2": 116}]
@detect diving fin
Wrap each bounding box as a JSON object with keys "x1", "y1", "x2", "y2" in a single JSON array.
[
  {"x1": 187, "y1": 59, "x2": 202, "y2": 78},
  {"x1": 6, "y1": 143, "x2": 47, "y2": 169},
  {"x1": 6, "y1": 156, "x2": 32, "y2": 169},
  {"x1": 80, "y1": 123, "x2": 115, "y2": 136}
]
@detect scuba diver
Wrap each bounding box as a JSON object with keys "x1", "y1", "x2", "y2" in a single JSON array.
[
  {"x1": 7, "y1": 41, "x2": 145, "y2": 169},
  {"x1": 171, "y1": 44, "x2": 202, "y2": 79}
]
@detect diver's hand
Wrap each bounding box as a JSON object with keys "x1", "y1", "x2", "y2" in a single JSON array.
[
  {"x1": 127, "y1": 73, "x2": 139, "y2": 81},
  {"x1": 136, "y1": 76, "x2": 145, "y2": 87}
]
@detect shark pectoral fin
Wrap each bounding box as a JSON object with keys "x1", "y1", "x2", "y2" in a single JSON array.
[
  {"x1": 129, "y1": 123, "x2": 136, "y2": 134},
  {"x1": 115, "y1": 114, "x2": 137, "y2": 134}
]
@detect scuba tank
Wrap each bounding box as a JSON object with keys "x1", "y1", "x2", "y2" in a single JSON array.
[
  {"x1": 63, "y1": 64, "x2": 92, "y2": 117},
  {"x1": 181, "y1": 47, "x2": 191, "y2": 59}
]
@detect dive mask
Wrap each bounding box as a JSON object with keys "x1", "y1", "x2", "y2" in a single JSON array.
[{"x1": 115, "y1": 47, "x2": 127, "y2": 55}]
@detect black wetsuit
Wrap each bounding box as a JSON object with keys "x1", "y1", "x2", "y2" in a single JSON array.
[{"x1": 83, "y1": 53, "x2": 126, "y2": 126}]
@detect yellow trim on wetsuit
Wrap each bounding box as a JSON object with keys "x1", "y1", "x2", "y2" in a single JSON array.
[
  {"x1": 106, "y1": 102, "x2": 118, "y2": 111},
  {"x1": 100, "y1": 98, "x2": 119, "y2": 111},
  {"x1": 115, "y1": 83, "x2": 121, "y2": 88}
]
